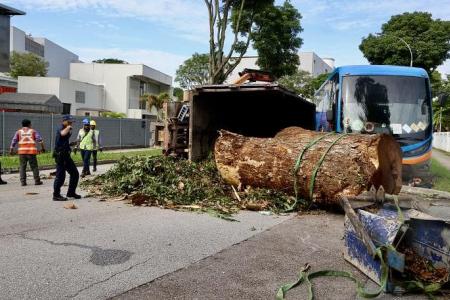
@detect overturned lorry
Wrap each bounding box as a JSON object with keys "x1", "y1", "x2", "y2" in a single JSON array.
[{"x1": 164, "y1": 83, "x2": 316, "y2": 160}]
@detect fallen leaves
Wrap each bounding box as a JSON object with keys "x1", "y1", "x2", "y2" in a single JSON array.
[
  {"x1": 403, "y1": 247, "x2": 449, "y2": 283},
  {"x1": 81, "y1": 156, "x2": 294, "y2": 218}
]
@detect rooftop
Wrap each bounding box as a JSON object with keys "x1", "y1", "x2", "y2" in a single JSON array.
[
  {"x1": 0, "y1": 4, "x2": 26, "y2": 16},
  {"x1": 0, "y1": 92, "x2": 62, "y2": 113},
  {"x1": 334, "y1": 65, "x2": 428, "y2": 78}
]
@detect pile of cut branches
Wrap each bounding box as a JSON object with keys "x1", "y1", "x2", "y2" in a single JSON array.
[{"x1": 82, "y1": 156, "x2": 295, "y2": 218}]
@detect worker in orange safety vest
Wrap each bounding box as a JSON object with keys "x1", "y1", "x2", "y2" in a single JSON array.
[{"x1": 10, "y1": 119, "x2": 46, "y2": 186}]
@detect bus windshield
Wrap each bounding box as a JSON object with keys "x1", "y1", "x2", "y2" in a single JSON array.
[{"x1": 341, "y1": 75, "x2": 431, "y2": 140}]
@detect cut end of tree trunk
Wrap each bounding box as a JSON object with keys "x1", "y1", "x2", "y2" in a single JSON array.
[{"x1": 214, "y1": 127, "x2": 402, "y2": 207}]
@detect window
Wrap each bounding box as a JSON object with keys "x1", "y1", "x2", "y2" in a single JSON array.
[
  {"x1": 75, "y1": 91, "x2": 85, "y2": 103},
  {"x1": 62, "y1": 103, "x2": 71, "y2": 115},
  {"x1": 313, "y1": 74, "x2": 338, "y2": 131},
  {"x1": 84, "y1": 112, "x2": 90, "y2": 116},
  {"x1": 25, "y1": 37, "x2": 44, "y2": 57}
]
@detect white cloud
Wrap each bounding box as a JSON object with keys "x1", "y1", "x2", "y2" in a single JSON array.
[
  {"x1": 73, "y1": 47, "x2": 188, "y2": 78},
  {"x1": 293, "y1": 0, "x2": 450, "y2": 30},
  {"x1": 7, "y1": 0, "x2": 209, "y2": 42},
  {"x1": 76, "y1": 20, "x2": 119, "y2": 30}
]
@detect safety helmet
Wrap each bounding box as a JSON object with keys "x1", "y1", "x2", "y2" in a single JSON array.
[
  {"x1": 90, "y1": 120, "x2": 97, "y2": 126},
  {"x1": 82, "y1": 118, "x2": 90, "y2": 125}
]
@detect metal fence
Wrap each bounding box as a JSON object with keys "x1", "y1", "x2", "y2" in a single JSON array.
[{"x1": 0, "y1": 112, "x2": 152, "y2": 155}]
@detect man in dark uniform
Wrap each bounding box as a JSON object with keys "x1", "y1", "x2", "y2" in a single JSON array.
[{"x1": 53, "y1": 115, "x2": 81, "y2": 201}]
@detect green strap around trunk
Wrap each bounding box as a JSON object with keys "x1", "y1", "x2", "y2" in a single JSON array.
[
  {"x1": 286, "y1": 132, "x2": 335, "y2": 212},
  {"x1": 308, "y1": 134, "x2": 348, "y2": 202}
]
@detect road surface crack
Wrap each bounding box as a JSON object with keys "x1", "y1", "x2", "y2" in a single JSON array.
[{"x1": 68, "y1": 255, "x2": 154, "y2": 299}]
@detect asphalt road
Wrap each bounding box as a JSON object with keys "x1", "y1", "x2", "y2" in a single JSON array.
[
  {"x1": 0, "y1": 165, "x2": 291, "y2": 300},
  {"x1": 0, "y1": 164, "x2": 440, "y2": 300},
  {"x1": 116, "y1": 214, "x2": 431, "y2": 300}
]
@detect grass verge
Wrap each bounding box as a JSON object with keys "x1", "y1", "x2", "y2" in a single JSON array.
[
  {"x1": 0, "y1": 149, "x2": 161, "y2": 170},
  {"x1": 431, "y1": 158, "x2": 450, "y2": 193}
]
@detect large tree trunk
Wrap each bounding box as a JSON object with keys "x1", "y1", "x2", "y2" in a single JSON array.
[{"x1": 214, "y1": 127, "x2": 402, "y2": 206}]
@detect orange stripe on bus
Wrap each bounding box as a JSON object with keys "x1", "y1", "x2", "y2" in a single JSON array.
[{"x1": 402, "y1": 150, "x2": 432, "y2": 165}]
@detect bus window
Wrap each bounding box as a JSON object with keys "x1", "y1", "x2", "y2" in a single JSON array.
[
  {"x1": 313, "y1": 75, "x2": 338, "y2": 131},
  {"x1": 341, "y1": 75, "x2": 431, "y2": 139}
]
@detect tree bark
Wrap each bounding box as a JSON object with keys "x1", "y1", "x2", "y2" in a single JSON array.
[{"x1": 214, "y1": 127, "x2": 402, "y2": 207}]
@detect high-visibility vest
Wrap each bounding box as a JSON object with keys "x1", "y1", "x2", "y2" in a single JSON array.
[
  {"x1": 78, "y1": 129, "x2": 95, "y2": 151},
  {"x1": 18, "y1": 128, "x2": 38, "y2": 155}
]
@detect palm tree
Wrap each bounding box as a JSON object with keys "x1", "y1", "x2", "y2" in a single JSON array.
[{"x1": 140, "y1": 92, "x2": 171, "y2": 121}]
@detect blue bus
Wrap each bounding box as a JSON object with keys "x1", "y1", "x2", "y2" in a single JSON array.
[{"x1": 313, "y1": 65, "x2": 433, "y2": 184}]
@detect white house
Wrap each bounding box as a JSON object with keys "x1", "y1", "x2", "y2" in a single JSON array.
[
  {"x1": 10, "y1": 26, "x2": 80, "y2": 78},
  {"x1": 18, "y1": 76, "x2": 104, "y2": 116},
  {"x1": 70, "y1": 63, "x2": 172, "y2": 119},
  {"x1": 226, "y1": 52, "x2": 335, "y2": 83}
]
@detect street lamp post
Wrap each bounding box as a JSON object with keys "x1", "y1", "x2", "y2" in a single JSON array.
[{"x1": 379, "y1": 34, "x2": 413, "y2": 67}]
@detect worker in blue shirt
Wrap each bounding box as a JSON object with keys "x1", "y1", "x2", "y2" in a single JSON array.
[{"x1": 53, "y1": 115, "x2": 80, "y2": 201}]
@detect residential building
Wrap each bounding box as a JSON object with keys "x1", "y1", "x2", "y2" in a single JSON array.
[
  {"x1": 0, "y1": 4, "x2": 25, "y2": 72},
  {"x1": 18, "y1": 76, "x2": 104, "y2": 116},
  {"x1": 10, "y1": 26, "x2": 80, "y2": 78},
  {"x1": 226, "y1": 52, "x2": 335, "y2": 83},
  {"x1": 298, "y1": 52, "x2": 334, "y2": 77},
  {"x1": 70, "y1": 63, "x2": 172, "y2": 119}
]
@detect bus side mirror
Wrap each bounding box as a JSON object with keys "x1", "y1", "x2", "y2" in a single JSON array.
[{"x1": 438, "y1": 94, "x2": 448, "y2": 107}]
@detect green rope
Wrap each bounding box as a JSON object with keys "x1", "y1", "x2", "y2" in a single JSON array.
[
  {"x1": 308, "y1": 134, "x2": 349, "y2": 202},
  {"x1": 276, "y1": 247, "x2": 388, "y2": 300},
  {"x1": 287, "y1": 132, "x2": 335, "y2": 212}
]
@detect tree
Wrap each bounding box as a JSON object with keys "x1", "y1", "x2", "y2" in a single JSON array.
[
  {"x1": 93, "y1": 58, "x2": 127, "y2": 64},
  {"x1": 9, "y1": 51, "x2": 48, "y2": 78},
  {"x1": 278, "y1": 70, "x2": 313, "y2": 97},
  {"x1": 175, "y1": 53, "x2": 209, "y2": 89},
  {"x1": 252, "y1": 1, "x2": 303, "y2": 78},
  {"x1": 278, "y1": 71, "x2": 329, "y2": 98},
  {"x1": 173, "y1": 87, "x2": 184, "y2": 101},
  {"x1": 310, "y1": 73, "x2": 329, "y2": 91},
  {"x1": 431, "y1": 73, "x2": 450, "y2": 130},
  {"x1": 204, "y1": 0, "x2": 302, "y2": 84},
  {"x1": 359, "y1": 12, "x2": 450, "y2": 74},
  {"x1": 140, "y1": 92, "x2": 171, "y2": 121}
]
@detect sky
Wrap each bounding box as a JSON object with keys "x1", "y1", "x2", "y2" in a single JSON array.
[{"x1": 5, "y1": 0, "x2": 450, "y2": 80}]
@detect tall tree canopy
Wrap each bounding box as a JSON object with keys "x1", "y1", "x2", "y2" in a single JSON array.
[
  {"x1": 204, "y1": 0, "x2": 302, "y2": 84},
  {"x1": 431, "y1": 71, "x2": 450, "y2": 130},
  {"x1": 252, "y1": 1, "x2": 302, "y2": 78},
  {"x1": 359, "y1": 12, "x2": 450, "y2": 74},
  {"x1": 9, "y1": 51, "x2": 48, "y2": 79},
  {"x1": 92, "y1": 58, "x2": 127, "y2": 64},
  {"x1": 175, "y1": 53, "x2": 209, "y2": 89}
]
